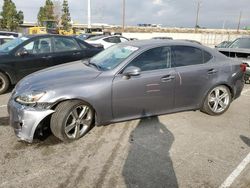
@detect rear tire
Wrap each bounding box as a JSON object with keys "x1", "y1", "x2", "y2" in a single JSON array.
[
  {"x1": 0, "y1": 72, "x2": 10, "y2": 94},
  {"x1": 201, "y1": 85, "x2": 231, "y2": 116},
  {"x1": 50, "y1": 100, "x2": 94, "y2": 142}
]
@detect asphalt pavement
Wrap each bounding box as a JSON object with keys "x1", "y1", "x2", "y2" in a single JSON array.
[{"x1": 0, "y1": 85, "x2": 250, "y2": 188}]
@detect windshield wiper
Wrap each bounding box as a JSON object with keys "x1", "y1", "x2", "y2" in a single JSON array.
[{"x1": 84, "y1": 59, "x2": 102, "y2": 70}]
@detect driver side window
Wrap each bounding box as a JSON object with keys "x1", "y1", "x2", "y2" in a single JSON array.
[{"x1": 127, "y1": 46, "x2": 171, "y2": 72}]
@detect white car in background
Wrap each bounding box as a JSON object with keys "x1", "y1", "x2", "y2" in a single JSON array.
[
  {"x1": 0, "y1": 35, "x2": 15, "y2": 45},
  {"x1": 85, "y1": 35, "x2": 129, "y2": 49}
]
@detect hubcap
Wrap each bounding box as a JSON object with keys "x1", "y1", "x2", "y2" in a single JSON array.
[
  {"x1": 208, "y1": 86, "x2": 230, "y2": 113},
  {"x1": 64, "y1": 105, "x2": 93, "y2": 139}
]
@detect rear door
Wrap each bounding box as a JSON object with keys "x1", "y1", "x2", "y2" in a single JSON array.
[
  {"x1": 52, "y1": 36, "x2": 84, "y2": 65},
  {"x1": 172, "y1": 45, "x2": 215, "y2": 109}
]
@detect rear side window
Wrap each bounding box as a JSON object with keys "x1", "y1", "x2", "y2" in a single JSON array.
[
  {"x1": 104, "y1": 37, "x2": 121, "y2": 43},
  {"x1": 54, "y1": 37, "x2": 80, "y2": 52},
  {"x1": 172, "y1": 46, "x2": 203, "y2": 67},
  {"x1": 203, "y1": 50, "x2": 213, "y2": 63}
]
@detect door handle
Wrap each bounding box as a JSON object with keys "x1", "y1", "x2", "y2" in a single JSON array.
[
  {"x1": 42, "y1": 55, "x2": 52, "y2": 60},
  {"x1": 161, "y1": 75, "x2": 175, "y2": 82},
  {"x1": 73, "y1": 52, "x2": 81, "y2": 56},
  {"x1": 207, "y1": 69, "x2": 218, "y2": 75}
]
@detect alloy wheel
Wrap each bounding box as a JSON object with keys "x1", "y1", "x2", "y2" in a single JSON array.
[
  {"x1": 64, "y1": 105, "x2": 93, "y2": 139},
  {"x1": 208, "y1": 86, "x2": 230, "y2": 113}
]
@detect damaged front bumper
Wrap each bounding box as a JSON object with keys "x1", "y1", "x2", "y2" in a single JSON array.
[{"x1": 8, "y1": 100, "x2": 54, "y2": 143}]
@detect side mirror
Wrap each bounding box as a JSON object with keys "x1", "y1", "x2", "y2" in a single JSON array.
[
  {"x1": 123, "y1": 66, "x2": 141, "y2": 77},
  {"x1": 17, "y1": 49, "x2": 29, "y2": 57}
]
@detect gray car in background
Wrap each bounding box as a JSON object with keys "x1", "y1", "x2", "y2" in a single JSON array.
[{"x1": 8, "y1": 40, "x2": 245, "y2": 143}]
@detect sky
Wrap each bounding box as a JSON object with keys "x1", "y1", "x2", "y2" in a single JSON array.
[{"x1": 0, "y1": 0, "x2": 250, "y2": 29}]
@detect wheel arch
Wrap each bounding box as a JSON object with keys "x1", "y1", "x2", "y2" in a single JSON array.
[
  {"x1": 49, "y1": 98, "x2": 99, "y2": 124},
  {"x1": 200, "y1": 83, "x2": 234, "y2": 109},
  {"x1": 0, "y1": 68, "x2": 16, "y2": 85}
]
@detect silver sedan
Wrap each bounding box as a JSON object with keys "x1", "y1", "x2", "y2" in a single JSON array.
[{"x1": 8, "y1": 40, "x2": 245, "y2": 143}]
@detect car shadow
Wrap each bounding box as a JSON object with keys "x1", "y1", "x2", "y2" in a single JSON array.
[
  {"x1": 240, "y1": 135, "x2": 250, "y2": 147},
  {"x1": 0, "y1": 116, "x2": 9, "y2": 126},
  {"x1": 122, "y1": 116, "x2": 178, "y2": 188}
]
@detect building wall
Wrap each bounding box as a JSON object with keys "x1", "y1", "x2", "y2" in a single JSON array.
[{"x1": 122, "y1": 32, "x2": 249, "y2": 47}]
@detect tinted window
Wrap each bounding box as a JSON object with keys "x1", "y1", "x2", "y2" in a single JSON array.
[
  {"x1": 22, "y1": 37, "x2": 52, "y2": 54},
  {"x1": 104, "y1": 37, "x2": 121, "y2": 43},
  {"x1": 128, "y1": 47, "x2": 171, "y2": 71},
  {"x1": 172, "y1": 46, "x2": 203, "y2": 67},
  {"x1": 77, "y1": 40, "x2": 88, "y2": 49},
  {"x1": 204, "y1": 51, "x2": 212, "y2": 63},
  {"x1": 120, "y1": 37, "x2": 128, "y2": 42},
  {"x1": 54, "y1": 37, "x2": 80, "y2": 52}
]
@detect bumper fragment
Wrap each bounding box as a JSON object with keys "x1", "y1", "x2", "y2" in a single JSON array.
[{"x1": 8, "y1": 100, "x2": 54, "y2": 143}]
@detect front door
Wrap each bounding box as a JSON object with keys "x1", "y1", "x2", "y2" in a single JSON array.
[
  {"x1": 112, "y1": 46, "x2": 176, "y2": 120},
  {"x1": 15, "y1": 37, "x2": 53, "y2": 80}
]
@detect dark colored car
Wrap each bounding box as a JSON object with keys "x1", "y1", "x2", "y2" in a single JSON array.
[
  {"x1": 0, "y1": 34, "x2": 103, "y2": 94},
  {"x1": 8, "y1": 40, "x2": 245, "y2": 143},
  {"x1": 215, "y1": 41, "x2": 232, "y2": 48},
  {"x1": 217, "y1": 37, "x2": 250, "y2": 83}
]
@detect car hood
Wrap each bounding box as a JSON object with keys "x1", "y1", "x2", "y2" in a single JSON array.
[{"x1": 15, "y1": 60, "x2": 102, "y2": 92}]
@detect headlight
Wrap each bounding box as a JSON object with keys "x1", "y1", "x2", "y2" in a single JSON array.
[{"x1": 15, "y1": 91, "x2": 46, "y2": 105}]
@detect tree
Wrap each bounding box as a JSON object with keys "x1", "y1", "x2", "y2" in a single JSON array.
[
  {"x1": 37, "y1": 7, "x2": 46, "y2": 26},
  {"x1": 0, "y1": 0, "x2": 23, "y2": 31},
  {"x1": 53, "y1": 0, "x2": 62, "y2": 25},
  {"x1": 37, "y1": 0, "x2": 55, "y2": 26},
  {"x1": 61, "y1": 0, "x2": 71, "y2": 31},
  {"x1": 16, "y1": 11, "x2": 24, "y2": 24}
]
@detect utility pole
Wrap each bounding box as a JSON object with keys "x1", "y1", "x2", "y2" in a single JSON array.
[
  {"x1": 122, "y1": 0, "x2": 125, "y2": 32},
  {"x1": 195, "y1": 1, "x2": 201, "y2": 32},
  {"x1": 237, "y1": 11, "x2": 242, "y2": 32},
  {"x1": 87, "y1": 0, "x2": 91, "y2": 29}
]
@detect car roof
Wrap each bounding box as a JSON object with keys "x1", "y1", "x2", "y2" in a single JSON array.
[
  {"x1": 122, "y1": 39, "x2": 202, "y2": 48},
  {"x1": 23, "y1": 34, "x2": 74, "y2": 38}
]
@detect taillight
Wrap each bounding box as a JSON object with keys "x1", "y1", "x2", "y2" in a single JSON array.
[{"x1": 240, "y1": 64, "x2": 247, "y2": 72}]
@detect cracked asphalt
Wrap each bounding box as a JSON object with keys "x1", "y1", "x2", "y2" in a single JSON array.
[{"x1": 0, "y1": 85, "x2": 250, "y2": 188}]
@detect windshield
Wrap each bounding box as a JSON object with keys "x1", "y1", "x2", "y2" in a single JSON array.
[
  {"x1": 90, "y1": 44, "x2": 139, "y2": 71},
  {"x1": 228, "y1": 38, "x2": 250, "y2": 49},
  {"x1": 0, "y1": 37, "x2": 29, "y2": 53}
]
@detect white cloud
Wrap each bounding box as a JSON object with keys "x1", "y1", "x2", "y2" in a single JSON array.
[
  {"x1": 153, "y1": 0, "x2": 163, "y2": 5},
  {"x1": 0, "y1": 0, "x2": 249, "y2": 28}
]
